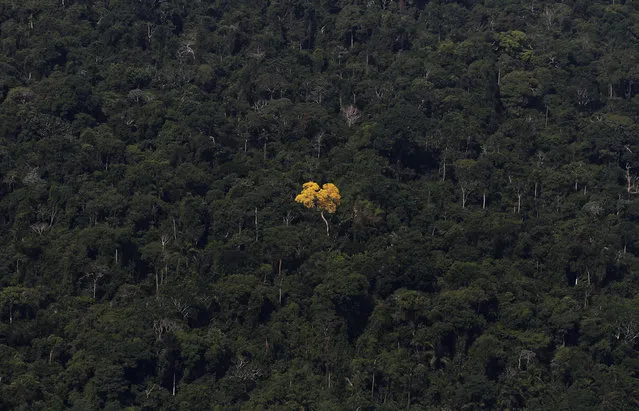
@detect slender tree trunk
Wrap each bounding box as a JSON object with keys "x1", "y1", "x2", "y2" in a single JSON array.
[
  {"x1": 172, "y1": 371, "x2": 176, "y2": 396},
  {"x1": 278, "y1": 259, "x2": 283, "y2": 305},
  {"x1": 320, "y1": 211, "x2": 329, "y2": 236},
  {"x1": 483, "y1": 192, "x2": 486, "y2": 209},
  {"x1": 255, "y1": 207, "x2": 258, "y2": 242},
  {"x1": 155, "y1": 270, "x2": 159, "y2": 299},
  {"x1": 517, "y1": 194, "x2": 522, "y2": 213},
  {"x1": 545, "y1": 104, "x2": 549, "y2": 128},
  {"x1": 371, "y1": 372, "x2": 375, "y2": 399},
  {"x1": 172, "y1": 218, "x2": 177, "y2": 241}
]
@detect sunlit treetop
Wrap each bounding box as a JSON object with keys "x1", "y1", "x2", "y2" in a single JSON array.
[{"x1": 295, "y1": 182, "x2": 341, "y2": 213}]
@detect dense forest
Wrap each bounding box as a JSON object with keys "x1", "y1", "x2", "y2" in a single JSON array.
[{"x1": 1, "y1": 0, "x2": 639, "y2": 409}]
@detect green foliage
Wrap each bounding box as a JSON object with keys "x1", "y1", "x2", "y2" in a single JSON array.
[{"x1": 1, "y1": 0, "x2": 639, "y2": 408}]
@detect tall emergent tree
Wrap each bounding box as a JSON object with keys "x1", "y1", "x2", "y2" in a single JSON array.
[{"x1": 295, "y1": 182, "x2": 341, "y2": 235}]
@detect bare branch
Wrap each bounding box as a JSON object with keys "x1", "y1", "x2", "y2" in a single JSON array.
[
  {"x1": 343, "y1": 105, "x2": 361, "y2": 128},
  {"x1": 230, "y1": 357, "x2": 263, "y2": 382},
  {"x1": 626, "y1": 164, "x2": 639, "y2": 194},
  {"x1": 153, "y1": 318, "x2": 180, "y2": 341},
  {"x1": 172, "y1": 298, "x2": 191, "y2": 320},
  {"x1": 30, "y1": 222, "x2": 49, "y2": 235}
]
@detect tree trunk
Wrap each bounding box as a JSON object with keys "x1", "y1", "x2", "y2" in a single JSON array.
[
  {"x1": 320, "y1": 211, "x2": 329, "y2": 236},
  {"x1": 517, "y1": 194, "x2": 522, "y2": 213},
  {"x1": 278, "y1": 259, "x2": 283, "y2": 305},
  {"x1": 371, "y1": 372, "x2": 375, "y2": 399},
  {"x1": 545, "y1": 104, "x2": 549, "y2": 128},
  {"x1": 172, "y1": 217, "x2": 177, "y2": 241},
  {"x1": 255, "y1": 207, "x2": 258, "y2": 242}
]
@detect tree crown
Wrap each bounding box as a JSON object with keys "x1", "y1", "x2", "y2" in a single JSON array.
[{"x1": 295, "y1": 182, "x2": 341, "y2": 213}]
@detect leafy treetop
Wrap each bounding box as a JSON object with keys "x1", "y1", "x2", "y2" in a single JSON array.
[{"x1": 295, "y1": 182, "x2": 341, "y2": 213}]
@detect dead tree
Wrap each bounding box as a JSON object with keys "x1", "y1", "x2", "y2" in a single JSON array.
[
  {"x1": 343, "y1": 105, "x2": 361, "y2": 128},
  {"x1": 516, "y1": 189, "x2": 523, "y2": 213},
  {"x1": 626, "y1": 164, "x2": 639, "y2": 194},
  {"x1": 30, "y1": 222, "x2": 49, "y2": 235},
  {"x1": 177, "y1": 33, "x2": 197, "y2": 61},
  {"x1": 615, "y1": 319, "x2": 639, "y2": 345},
  {"x1": 36, "y1": 204, "x2": 58, "y2": 226},
  {"x1": 147, "y1": 23, "x2": 156, "y2": 48},
  {"x1": 172, "y1": 298, "x2": 191, "y2": 320},
  {"x1": 230, "y1": 357, "x2": 263, "y2": 382},
  {"x1": 460, "y1": 180, "x2": 478, "y2": 208},
  {"x1": 542, "y1": 6, "x2": 556, "y2": 30},
  {"x1": 153, "y1": 318, "x2": 180, "y2": 341},
  {"x1": 81, "y1": 265, "x2": 107, "y2": 299},
  {"x1": 161, "y1": 234, "x2": 170, "y2": 284},
  {"x1": 313, "y1": 131, "x2": 325, "y2": 158},
  {"x1": 518, "y1": 350, "x2": 536, "y2": 370}
]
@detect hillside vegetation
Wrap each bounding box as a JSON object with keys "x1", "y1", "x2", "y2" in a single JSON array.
[{"x1": 1, "y1": 0, "x2": 639, "y2": 409}]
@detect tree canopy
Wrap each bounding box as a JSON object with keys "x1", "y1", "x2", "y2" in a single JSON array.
[
  {"x1": 296, "y1": 182, "x2": 341, "y2": 213},
  {"x1": 1, "y1": 0, "x2": 639, "y2": 409}
]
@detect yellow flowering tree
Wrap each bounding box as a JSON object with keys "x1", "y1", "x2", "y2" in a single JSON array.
[{"x1": 295, "y1": 182, "x2": 341, "y2": 235}]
